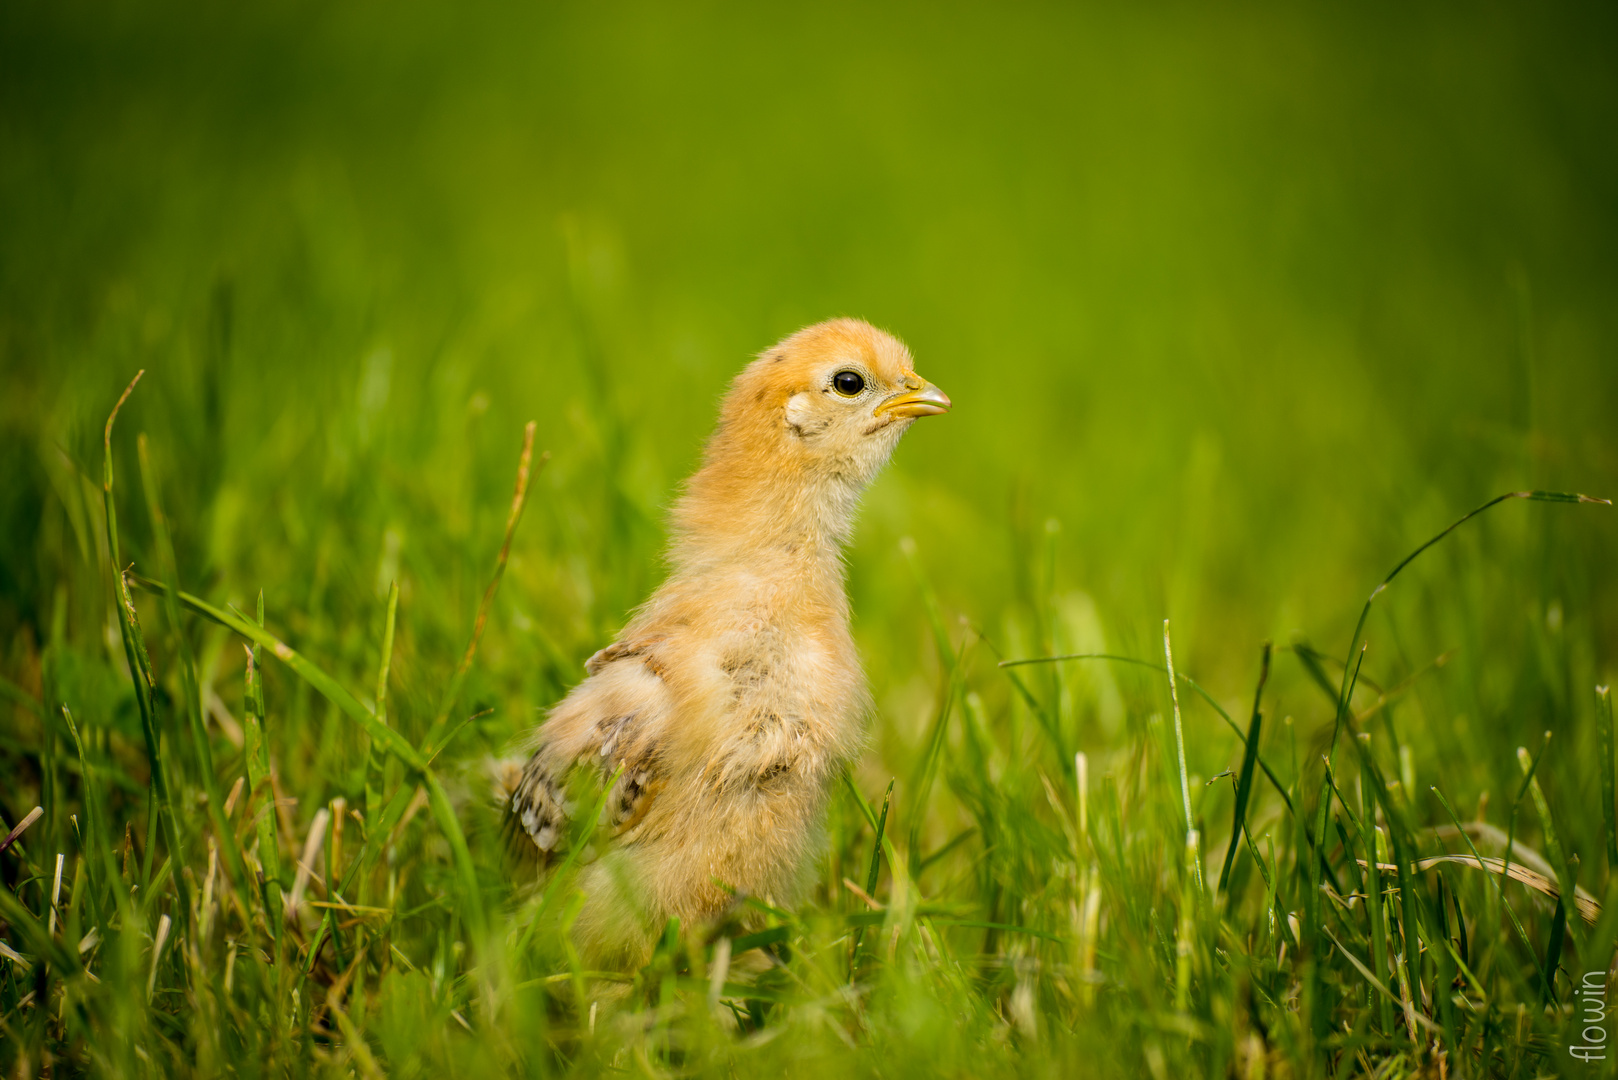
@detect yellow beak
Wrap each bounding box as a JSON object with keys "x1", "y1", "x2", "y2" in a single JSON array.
[{"x1": 874, "y1": 376, "x2": 952, "y2": 418}]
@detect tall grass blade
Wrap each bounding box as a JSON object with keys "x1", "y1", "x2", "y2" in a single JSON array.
[
  {"x1": 1162, "y1": 621, "x2": 1192, "y2": 833},
  {"x1": 1288, "y1": 640, "x2": 1344, "y2": 708},
  {"x1": 1428, "y1": 873, "x2": 1460, "y2": 1049},
  {"x1": 1599, "y1": 686, "x2": 1616, "y2": 880},
  {"x1": 1332, "y1": 491, "x2": 1610, "y2": 753},
  {"x1": 243, "y1": 602, "x2": 285, "y2": 948},
  {"x1": 1387, "y1": 828, "x2": 1424, "y2": 1043},
  {"x1": 1360, "y1": 755, "x2": 1393, "y2": 1035},
  {"x1": 424, "y1": 775, "x2": 486, "y2": 939},
  {"x1": 1502, "y1": 731, "x2": 1550, "y2": 899},
  {"x1": 1516, "y1": 740, "x2": 1578, "y2": 951},
  {"x1": 100, "y1": 371, "x2": 190, "y2": 916},
  {"x1": 907, "y1": 637, "x2": 967, "y2": 875},
  {"x1": 1163, "y1": 621, "x2": 1204, "y2": 898},
  {"x1": 851, "y1": 780, "x2": 893, "y2": 979},
  {"x1": 59, "y1": 707, "x2": 112, "y2": 926},
  {"x1": 1545, "y1": 895, "x2": 1566, "y2": 1004},
  {"x1": 843, "y1": 771, "x2": 902, "y2": 876},
  {"x1": 1174, "y1": 829, "x2": 1197, "y2": 1012},
  {"x1": 0, "y1": 887, "x2": 77, "y2": 973},
  {"x1": 1219, "y1": 642, "x2": 1270, "y2": 893},
  {"x1": 422, "y1": 424, "x2": 542, "y2": 754},
  {"x1": 1304, "y1": 772, "x2": 1332, "y2": 1038},
  {"x1": 367, "y1": 581, "x2": 400, "y2": 824},
  {"x1": 1314, "y1": 490, "x2": 1610, "y2": 894},
  {"x1": 865, "y1": 780, "x2": 893, "y2": 901}
]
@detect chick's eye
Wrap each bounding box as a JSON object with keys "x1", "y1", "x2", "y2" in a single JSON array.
[{"x1": 832, "y1": 370, "x2": 865, "y2": 397}]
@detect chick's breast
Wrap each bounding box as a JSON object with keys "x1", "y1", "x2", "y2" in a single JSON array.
[{"x1": 512, "y1": 574, "x2": 865, "y2": 925}]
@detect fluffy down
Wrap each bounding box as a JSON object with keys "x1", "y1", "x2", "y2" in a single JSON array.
[{"x1": 506, "y1": 317, "x2": 949, "y2": 967}]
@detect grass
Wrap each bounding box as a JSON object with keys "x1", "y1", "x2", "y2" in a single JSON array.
[
  {"x1": 1, "y1": 371, "x2": 1612, "y2": 1078},
  {"x1": 5, "y1": 1, "x2": 1618, "y2": 1076}
]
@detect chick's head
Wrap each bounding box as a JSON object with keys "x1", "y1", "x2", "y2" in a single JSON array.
[{"x1": 723, "y1": 318, "x2": 950, "y2": 488}]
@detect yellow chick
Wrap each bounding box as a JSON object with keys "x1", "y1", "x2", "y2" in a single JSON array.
[{"x1": 508, "y1": 317, "x2": 949, "y2": 966}]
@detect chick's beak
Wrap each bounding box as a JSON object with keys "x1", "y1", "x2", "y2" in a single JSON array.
[{"x1": 874, "y1": 375, "x2": 952, "y2": 419}]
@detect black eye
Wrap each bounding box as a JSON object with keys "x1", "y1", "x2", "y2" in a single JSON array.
[{"x1": 832, "y1": 370, "x2": 864, "y2": 396}]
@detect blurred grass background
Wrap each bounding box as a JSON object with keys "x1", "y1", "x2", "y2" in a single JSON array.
[
  {"x1": 6, "y1": 0, "x2": 1617, "y2": 672},
  {"x1": 3, "y1": 0, "x2": 1618, "y2": 1075}
]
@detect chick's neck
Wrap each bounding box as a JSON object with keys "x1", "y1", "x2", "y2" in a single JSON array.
[{"x1": 668, "y1": 438, "x2": 869, "y2": 591}]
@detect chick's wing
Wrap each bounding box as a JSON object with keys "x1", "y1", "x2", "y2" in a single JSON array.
[{"x1": 506, "y1": 645, "x2": 671, "y2": 866}]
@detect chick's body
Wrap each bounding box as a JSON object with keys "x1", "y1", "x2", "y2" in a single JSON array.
[{"x1": 510, "y1": 318, "x2": 949, "y2": 964}]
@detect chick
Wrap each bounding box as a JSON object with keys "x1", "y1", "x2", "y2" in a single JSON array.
[{"x1": 508, "y1": 317, "x2": 950, "y2": 966}]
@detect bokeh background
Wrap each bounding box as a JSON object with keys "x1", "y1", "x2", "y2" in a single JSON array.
[{"x1": 4, "y1": 0, "x2": 1617, "y2": 853}]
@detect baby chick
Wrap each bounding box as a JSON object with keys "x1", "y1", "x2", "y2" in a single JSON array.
[{"x1": 508, "y1": 317, "x2": 950, "y2": 966}]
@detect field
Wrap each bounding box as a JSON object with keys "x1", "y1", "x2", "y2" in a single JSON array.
[{"x1": 4, "y1": 1, "x2": 1618, "y2": 1076}]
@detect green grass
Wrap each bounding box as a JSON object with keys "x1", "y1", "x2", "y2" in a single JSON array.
[{"x1": 5, "y1": 1, "x2": 1618, "y2": 1076}]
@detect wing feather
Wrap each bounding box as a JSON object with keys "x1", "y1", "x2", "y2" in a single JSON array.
[{"x1": 506, "y1": 645, "x2": 671, "y2": 868}]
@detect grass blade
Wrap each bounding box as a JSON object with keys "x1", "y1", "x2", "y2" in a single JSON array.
[
  {"x1": 59, "y1": 707, "x2": 113, "y2": 927},
  {"x1": 1545, "y1": 895, "x2": 1566, "y2": 1004},
  {"x1": 1319, "y1": 924, "x2": 1440, "y2": 1035},
  {"x1": 851, "y1": 780, "x2": 893, "y2": 980},
  {"x1": 1163, "y1": 620, "x2": 1193, "y2": 835},
  {"x1": 907, "y1": 634, "x2": 967, "y2": 875},
  {"x1": 1360, "y1": 754, "x2": 1393, "y2": 1035},
  {"x1": 1163, "y1": 621, "x2": 1205, "y2": 898},
  {"x1": 865, "y1": 781, "x2": 893, "y2": 901},
  {"x1": 1360, "y1": 854, "x2": 1600, "y2": 924},
  {"x1": 424, "y1": 774, "x2": 486, "y2": 939},
  {"x1": 1389, "y1": 833, "x2": 1424, "y2": 1042},
  {"x1": 100, "y1": 371, "x2": 190, "y2": 917},
  {"x1": 366, "y1": 581, "x2": 400, "y2": 824},
  {"x1": 1331, "y1": 490, "x2": 1610, "y2": 758},
  {"x1": 1174, "y1": 829, "x2": 1197, "y2": 1012},
  {"x1": 1218, "y1": 642, "x2": 1270, "y2": 894},
  {"x1": 1517, "y1": 740, "x2": 1578, "y2": 951},
  {"x1": 1598, "y1": 686, "x2": 1616, "y2": 879},
  {"x1": 422, "y1": 423, "x2": 542, "y2": 755},
  {"x1": 243, "y1": 600, "x2": 285, "y2": 947},
  {"x1": 842, "y1": 772, "x2": 902, "y2": 884}
]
